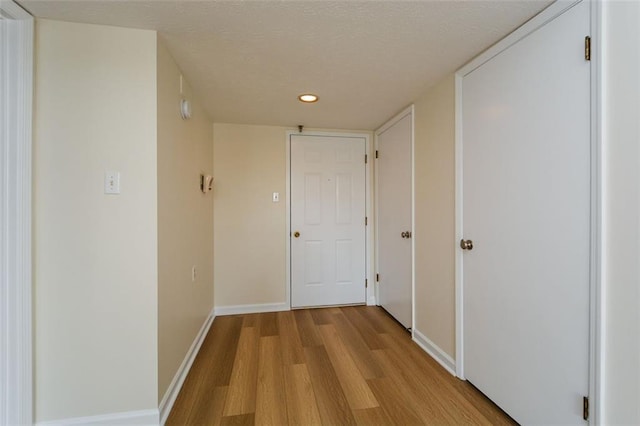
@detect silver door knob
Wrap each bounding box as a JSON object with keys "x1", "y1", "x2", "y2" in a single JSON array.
[{"x1": 460, "y1": 239, "x2": 473, "y2": 250}]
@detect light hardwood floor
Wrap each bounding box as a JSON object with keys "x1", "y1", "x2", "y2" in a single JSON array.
[{"x1": 167, "y1": 306, "x2": 515, "y2": 425}]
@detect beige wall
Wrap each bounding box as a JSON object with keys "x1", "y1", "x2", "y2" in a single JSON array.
[
  {"x1": 213, "y1": 125, "x2": 373, "y2": 310},
  {"x1": 157, "y1": 39, "x2": 214, "y2": 403},
  {"x1": 601, "y1": 1, "x2": 640, "y2": 423},
  {"x1": 212, "y1": 124, "x2": 288, "y2": 307},
  {"x1": 34, "y1": 20, "x2": 158, "y2": 421},
  {"x1": 413, "y1": 75, "x2": 456, "y2": 358}
]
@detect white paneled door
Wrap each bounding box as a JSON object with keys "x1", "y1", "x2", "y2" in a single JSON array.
[
  {"x1": 376, "y1": 109, "x2": 413, "y2": 328},
  {"x1": 460, "y1": 1, "x2": 590, "y2": 424},
  {"x1": 290, "y1": 134, "x2": 367, "y2": 308}
]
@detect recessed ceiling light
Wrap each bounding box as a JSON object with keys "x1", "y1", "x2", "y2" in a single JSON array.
[{"x1": 298, "y1": 94, "x2": 318, "y2": 103}]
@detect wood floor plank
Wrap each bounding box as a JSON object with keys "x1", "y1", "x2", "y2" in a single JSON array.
[
  {"x1": 449, "y1": 380, "x2": 516, "y2": 425},
  {"x1": 332, "y1": 310, "x2": 385, "y2": 379},
  {"x1": 166, "y1": 316, "x2": 242, "y2": 425},
  {"x1": 259, "y1": 311, "x2": 279, "y2": 337},
  {"x1": 352, "y1": 406, "x2": 396, "y2": 426},
  {"x1": 367, "y1": 377, "x2": 424, "y2": 425},
  {"x1": 167, "y1": 308, "x2": 515, "y2": 425},
  {"x1": 309, "y1": 307, "x2": 334, "y2": 325},
  {"x1": 371, "y1": 348, "x2": 446, "y2": 423},
  {"x1": 355, "y1": 305, "x2": 405, "y2": 334},
  {"x1": 219, "y1": 413, "x2": 255, "y2": 426},
  {"x1": 242, "y1": 313, "x2": 259, "y2": 328},
  {"x1": 374, "y1": 315, "x2": 501, "y2": 424},
  {"x1": 184, "y1": 386, "x2": 227, "y2": 426},
  {"x1": 284, "y1": 364, "x2": 323, "y2": 426},
  {"x1": 255, "y1": 336, "x2": 288, "y2": 425},
  {"x1": 277, "y1": 311, "x2": 305, "y2": 365},
  {"x1": 377, "y1": 334, "x2": 493, "y2": 424},
  {"x1": 341, "y1": 306, "x2": 387, "y2": 350},
  {"x1": 318, "y1": 324, "x2": 379, "y2": 410},
  {"x1": 304, "y1": 345, "x2": 357, "y2": 426},
  {"x1": 223, "y1": 326, "x2": 259, "y2": 416},
  {"x1": 207, "y1": 317, "x2": 244, "y2": 386},
  {"x1": 294, "y1": 309, "x2": 323, "y2": 347}
]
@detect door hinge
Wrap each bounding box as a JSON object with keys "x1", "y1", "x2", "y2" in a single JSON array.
[
  {"x1": 585, "y1": 36, "x2": 591, "y2": 61},
  {"x1": 375, "y1": 150, "x2": 379, "y2": 159},
  {"x1": 365, "y1": 154, "x2": 368, "y2": 164},
  {"x1": 583, "y1": 396, "x2": 589, "y2": 421},
  {"x1": 376, "y1": 273, "x2": 379, "y2": 282},
  {"x1": 365, "y1": 279, "x2": 368, "y2": 288},
  {"x1": 365, "y1": 217, "x2": 368, "y2": 226}
]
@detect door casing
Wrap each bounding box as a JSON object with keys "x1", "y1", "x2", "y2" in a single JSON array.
[
  {"x1": 286, "y1": 131, "x2": 375, "y2": 308},
  {"x1": 454, "y1": 0, "x2": 602, "y2": 423},
  {"x1": 0, "y1": 1, "x2": 34, "y2": 424}
]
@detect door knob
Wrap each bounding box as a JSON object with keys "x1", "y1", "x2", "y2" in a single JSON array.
[
  {"x1": 401, "y1": 231, "x2": 407, "y2": 238},
  {"x1": 460, "y1": 239, "x2": 473, "y2": 250},
  {"x1": 293, "y1": 231, "x2": 301, "y2": 238}
]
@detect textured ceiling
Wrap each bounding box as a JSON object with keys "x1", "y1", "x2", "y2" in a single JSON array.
[{"x1": 19, "y1": 0, "x2": 552, "y2": 130}]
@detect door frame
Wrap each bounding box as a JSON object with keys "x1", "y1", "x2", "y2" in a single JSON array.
[
  {"x1": 373, "y1": 105, "x2": 415, "y2": 330},
  {"x1": 0, "y1": 1, "x2": 34, "y2": 424},
  {"x1": 285, "y1": 131, "x2": 375, "y2": 308},
  {"x1": 454, "y1": 0, "x2": 601, "y2": 422}
]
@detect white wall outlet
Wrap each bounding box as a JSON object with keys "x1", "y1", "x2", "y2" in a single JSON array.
[
  {"x1": 191, "y1": 265, "x2": 197, "y2": 282},
  {"x1": 104, "y1": 171, "x2": 120, "y2": 194},
  {"x1": 272, "y1": 192, "x2": 280, "y2": 202}
]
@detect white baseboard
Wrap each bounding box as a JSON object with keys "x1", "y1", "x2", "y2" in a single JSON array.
[
  {"x1": 36, "y1": 409, "x2": 159, "y2": 425},
  {"x1": 412, "y1": 328, "x2": 457, "y2": 377},
  {"x1": 214, "y1": 302, "x2": 289, "y2": 316},
  {"x1": 159, "y1": 309, "x2": 216, "y2": 425}
]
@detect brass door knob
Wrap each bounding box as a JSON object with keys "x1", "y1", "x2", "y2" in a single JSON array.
[
  {"x1": 460, "y1": 239, "x2": 473, "y2": 250},
  {"x1": 293, "y1": 231, "x2": 301, "y2": 238}
]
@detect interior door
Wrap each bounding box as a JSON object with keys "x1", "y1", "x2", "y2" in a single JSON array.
[
  {"x1": 376, "y1": 110, "x2": 412, "y2": 328},
  {"x1": 290, "y1": 134, "x2": 366, "y2": 308},
  {"x1": 461, "y1": 2, "x2": 590, "y2": 424}
]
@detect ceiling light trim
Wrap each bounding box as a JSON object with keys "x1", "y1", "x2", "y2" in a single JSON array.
[{"x1": 298, "y1": 94, "x2": 319, "y2": 103}]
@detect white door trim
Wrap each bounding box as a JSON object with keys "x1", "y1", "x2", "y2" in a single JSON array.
[
  {"x1": 373, "y1": 105, "x2": 415, "y2": 331},
  {"x1": 285, "y1": 130, "x2": 374, "y2": 308},
  {"x1": 454, "y1": 0, "x2": 601, "y2": 422},
  {"x1": 0, "y1": 1, "x2": 34, "y2": 424}
]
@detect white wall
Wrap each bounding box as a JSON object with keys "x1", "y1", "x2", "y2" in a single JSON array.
[
  {"x1": 601, "y1": 1, "x2": 640, "y2": 423},
  {"x1": 34, "y1": 20, "x2": 158, "y2": 421},
  {"x1": 157, "y1": 37, "x2": 214, "y2": 403},
  {"x1": 413, "y1": 75, "x2": 456, "y2": 358},
  {"x1": 212, "y1": 124, "x2": 288, "y2": 308}
]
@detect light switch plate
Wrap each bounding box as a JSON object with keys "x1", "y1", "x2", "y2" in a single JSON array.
[
  {"x1": 105, "y1": 171, "x2": 120, "y2": 194},
  {"x1": 272, "y1": 192, "x2": 280, "y2": 202}
]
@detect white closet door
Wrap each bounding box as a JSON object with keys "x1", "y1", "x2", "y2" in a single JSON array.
[
  {"x1": 376, "y1": 111, "x2": 413, "y2": 328},
  {"x1": 461, "y1": 2, "x2": 590, "y2": 423}
]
